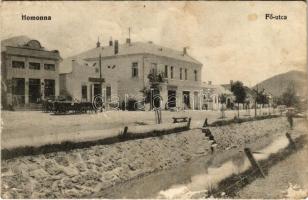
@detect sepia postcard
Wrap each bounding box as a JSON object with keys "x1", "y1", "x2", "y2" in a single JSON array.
[{"x1": 0, "y1": 1, "x2": 307, "y2": 199}]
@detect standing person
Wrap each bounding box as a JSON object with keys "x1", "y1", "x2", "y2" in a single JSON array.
[{"x1": 286, "y1": 108, "x2": 294, "y2": 129}]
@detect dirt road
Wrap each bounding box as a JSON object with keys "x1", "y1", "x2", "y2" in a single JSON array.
[{"x1": 1, "y1": 108, "x2": 274, "y2": 148}]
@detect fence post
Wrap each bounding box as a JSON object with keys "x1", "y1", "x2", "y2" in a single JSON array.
[
  {"x1": 286, "y1": 132, "x2": 296, "y2": 149},
  {"x1": 123, "y1": 126, "x2": 128, "y2": 138},
  {"x1": 158, "y1": 109, "x2": 162, "y2": 124},
  {"x1": 203, "y1": 118, "x2": 208, "y2": 127},
  {"x1": 244, "y1": 148, "x2": 265, "y2": 178},
  {"x1": 187, "y1": 117, "x2": 192, "y2": 129}
]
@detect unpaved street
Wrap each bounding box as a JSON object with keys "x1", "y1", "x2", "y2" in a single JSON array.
[{"x1": 2, "y1": 108, "x2": 274, "y2": 148}]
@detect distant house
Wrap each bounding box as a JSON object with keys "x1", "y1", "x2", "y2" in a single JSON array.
[
  {"x1": 202, "y1": 81, "x2": 234, "y2": 110},
  {"x1": 1, "y1": 36, "x2": 61, "y2": 109},
  {"x1": 59, "y1": 38, "x2": 204, "y2": 110},
  {"x1": 221, "y1": 81, "x2": 255, "y2": 109}
]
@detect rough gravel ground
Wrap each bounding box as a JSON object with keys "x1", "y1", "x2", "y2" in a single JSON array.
[{"x1": 1, "y1": 117, "x2": 288, "y2": 198}]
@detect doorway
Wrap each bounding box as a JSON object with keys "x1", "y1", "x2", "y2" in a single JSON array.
[
  {"x1": 29, "y1": 79, "x2": 41, "y2": 103},
  {"x1": 183, "y1": 91, "x2": 190, "y2": 109},
  {"x1": 93, "y1": 84, "x2": 102, "y2": 97},
  {"x1": 167, "y1": 90, "x2": 176, "y2": 108}
]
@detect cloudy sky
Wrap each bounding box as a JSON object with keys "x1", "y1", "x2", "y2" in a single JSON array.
[{"x1": 1, "y1": 1, "x2": 306, "y2": 85}]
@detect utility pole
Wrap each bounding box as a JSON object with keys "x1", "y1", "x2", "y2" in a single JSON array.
[
  {"x1": 128, "y1": 27, "x2": 131, "y2": 40},
  {"x1": 252, "y1": 85, "x2": 265, "y2": 117},
  {"x1": 99, "y1": 53, "x2": 103, "y2": 112},
  {"x1": 253, "y1": 85, "x2": 258, "y2": 117}
]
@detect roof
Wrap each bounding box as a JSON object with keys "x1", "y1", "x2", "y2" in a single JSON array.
[
  {"x1": 1, "y1": 36, "x2": 32, "y2": 51},
  {"x1": 1, "y1": 35, "x2": 46, "y2": 52},
  {"x1": 202, "y1": 83, "x2": 233, "y2": 95},
  {"x1": 60, "y1": 41, "x2": 202, "y2": 74}
]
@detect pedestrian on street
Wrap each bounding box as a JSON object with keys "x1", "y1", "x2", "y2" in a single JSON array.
[{"x1": 286, "y1": 108, "x2": 294, "y2": 129}]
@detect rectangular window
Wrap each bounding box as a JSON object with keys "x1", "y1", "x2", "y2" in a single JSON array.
[
  {"x1": 194, "y1": 70, "x2": 198, "y2": 81},
  {"x1": 29, "y1": 62, "x2": 40, "y2": 70},
  {"x1": 185, "y1": 69, "x2": 188, "y2": 80},
  {"x1": 12, "y1": 78, "x2": 25, "y2": 105},
  {"x1": 132, "y1": 62, "x2": 138, "y2": 77},
  {"x1": 171, "y1": 66, "x2": 174, "y2": 79},
  {"x1": 12, "y1": 61, "x2": 25, "y2": 69},
  {"x1": 82, "y1": 85, "x2": 87, "y2": 100},
  {"x1": 180, "y1": 68, "x2": 183, "y2": 80},
  {"x1": 44, "y1": 64, "x2": 55, "y2": 71},
  {"x1": 164, "y1": 65, "x2": 168, "y2": 78}
]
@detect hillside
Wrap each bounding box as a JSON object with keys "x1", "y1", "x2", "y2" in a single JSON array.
[{"x1": 253, "y1": 70, "x2": 307, "y2": 97}]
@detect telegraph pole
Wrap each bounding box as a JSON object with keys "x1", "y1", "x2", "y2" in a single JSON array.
[
  {"x1": 99, "y1": 53, "x2": 103, "y2": 112},
  {"x1": 253, "y1": 85, "x2": 265, "y2": 117},
  {"x1": 253, "y1": 85, "x2": 258, "y2": 117}
]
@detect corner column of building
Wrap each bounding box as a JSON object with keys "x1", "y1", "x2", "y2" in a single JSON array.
[
  {"x1": 176, "y1": 89, "x2": 182, "y2": 110},
  {"x1": 55, "y1": 77, "x2": 60, "y2": 97},
  {"x1": 160, "y1": 83, "x2": 168, "y2": 110},
  {"x1": 25, "y1": 78, "x2": 29, "y2": 104},
  {"x1": 90, "y1": 84, "x2": 94, "y2": 101},
  {"x1": 199, "y1": 91, "x2": 203, "y2": 110}
]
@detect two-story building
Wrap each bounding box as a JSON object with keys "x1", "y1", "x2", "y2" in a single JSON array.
[
  {"x1": 1, "y1": 36, "x2": 61, "y2": 109},
  {"x1": 59, "y1": 38, "x2": 204, "y2": 110}
]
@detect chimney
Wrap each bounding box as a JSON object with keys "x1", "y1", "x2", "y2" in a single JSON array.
[
  {"x1": 183, "y1": 47, "x2": 187, "y2": 55},
  {"x1": 126, "y1": 38, "x2": 131, "y2": 44},
  {"x1": 114, "y1": 40, "x2": 119, "y2": 54},
  {"x1": 109, "y1": 38, "x2": 113, "y2": 46}
]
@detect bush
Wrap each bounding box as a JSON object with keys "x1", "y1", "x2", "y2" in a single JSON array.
[{"x1": 209, "y1": 114, "x2": 279, "y2": 127}]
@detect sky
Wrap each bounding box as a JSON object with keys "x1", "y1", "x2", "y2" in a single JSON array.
[{"x1": 1, "y1": 1, "x2": 307, "y2": 86}]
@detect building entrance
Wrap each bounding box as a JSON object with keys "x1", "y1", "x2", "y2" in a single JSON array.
[
  {"x1": 167, "y1": 90, "x2": 176, "y2": 108},
  {"x1": 183, "y1": 91, "x2": 190, "y2": 109},
  {"x1": 93, "y1": 84, "x2": 102, "y2": 97},
  {"x1": 29, "y1": 79, "x2": 41, "y2": 103}
]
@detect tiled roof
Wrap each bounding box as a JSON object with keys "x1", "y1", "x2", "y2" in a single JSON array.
[{"x1": 60, "y1": 41, "x2": 202, "y2": 74}]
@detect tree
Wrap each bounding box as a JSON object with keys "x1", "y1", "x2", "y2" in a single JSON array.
[
  {"x1": 219, "y1": 94, "x2": 227, "y2": 118},
  {"x1": 256, "y1": 91, "x2": 269, "y2": 115},
  {"x1": 281, "y1": 85, "x2": 299, "y2": 108},
  {"x1": 231, "y1": 81, "x2": 247, "y2": 118}
]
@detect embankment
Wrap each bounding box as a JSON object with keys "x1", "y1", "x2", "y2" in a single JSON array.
[{"x1": 1, "y1": 117, "x2": 289, "y2": 198}]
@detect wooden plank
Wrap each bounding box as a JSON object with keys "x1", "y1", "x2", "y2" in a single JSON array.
[{"x1": 244, "y1": 147, "x2": 266, "y2": 178}]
